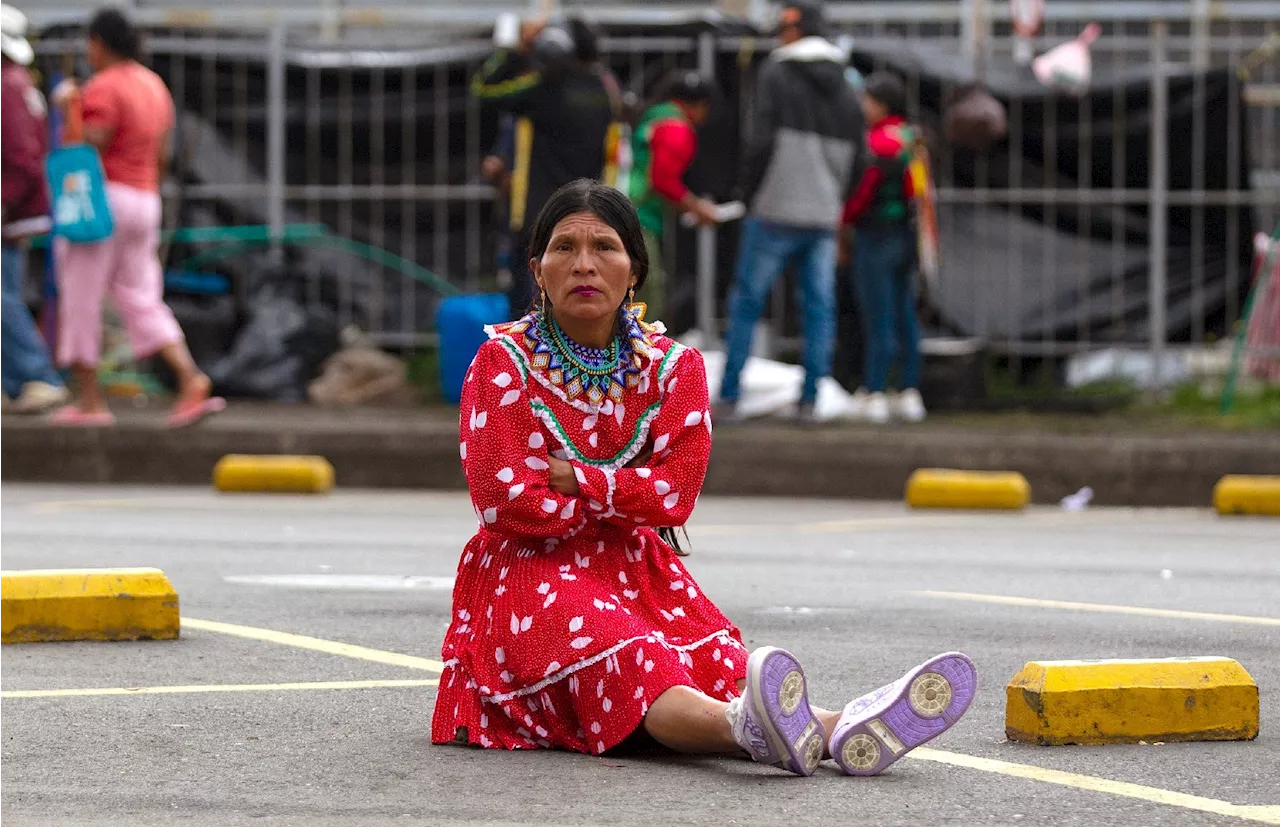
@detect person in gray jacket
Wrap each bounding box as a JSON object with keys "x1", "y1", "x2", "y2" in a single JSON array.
[{"x1": 717, "y1": 1, "x2": 862, "y2": 423}]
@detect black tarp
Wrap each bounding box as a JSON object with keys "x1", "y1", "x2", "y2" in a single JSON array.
[{"x1": 845, "y1": 43, "x2": 1256, "y2": 345}]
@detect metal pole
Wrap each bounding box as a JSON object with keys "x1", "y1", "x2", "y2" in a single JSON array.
[
  {"x1": 1191, "y1": 0, "x2": 1211, "y2": 69},
  {"x1": 1149, "y1": 20, "x2": 1169, "y2": 388},
  {"x1": 267, "y1": 23, "x2": 286, "y2": 264},
  {"x1": 961, "y1": 0, "x2": 989, "y2": 80},
  {"x1": 696, "y1": 31, "x2": 718, "y2": 344},
  {"x1": 319, "y1": 0, "x2": 339, "y2": 43}
]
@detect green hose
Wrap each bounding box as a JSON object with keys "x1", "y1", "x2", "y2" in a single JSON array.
[{"x1": 169, "y1": 226, "x2": 460, "y2": 298}]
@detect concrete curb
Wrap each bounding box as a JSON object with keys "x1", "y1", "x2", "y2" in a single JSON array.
[
  {"x1": 1213, "y1": 475, "x2": 1280, "y2": 516},
  {"x1": 1005, "y1": 657, "x2": 1260, "y2": 745},
  {"x1": 214, "y1": 454, "x2": 336, "y2": 493},
  {"x1": 3, "y1": 413, "x2": 1279, "y2": 506},
  {"x1": 905, "y1": 469, "x2": 1031, "y2": 510},
  {"x1": 1, "y1": 568, "x2": 180, "y2": 643}
]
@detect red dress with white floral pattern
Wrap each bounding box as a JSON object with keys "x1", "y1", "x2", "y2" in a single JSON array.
[{"x1": 431, "y1": 312, "x2": 748, "y2": 754}]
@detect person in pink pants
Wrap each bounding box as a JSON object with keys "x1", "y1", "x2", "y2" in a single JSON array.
[{"x1": 51, "y1": 7, "x2": 221, "y2": 427}]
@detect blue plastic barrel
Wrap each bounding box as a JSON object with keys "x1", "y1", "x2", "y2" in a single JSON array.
[{"x1": 436, "y1": 293, "x2": 512, "y2": 404}]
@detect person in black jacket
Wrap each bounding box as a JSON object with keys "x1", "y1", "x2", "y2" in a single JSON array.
[
  {"x1": 472, "y1": 18, "x2": 620, "y2": 315},
  {"x1": 717, "y1": 1, "x2": 863, "y2": 424}
]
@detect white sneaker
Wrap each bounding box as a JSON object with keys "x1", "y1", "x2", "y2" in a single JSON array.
[
  {"x1": 848, "y1": 388, "x2": 870, "y2": 419},
  {"x1": 864, "y1": 392, "x2": 891, "y2": 424},
  {"x1": 12, "y1": 381, "x2": 70, "y2": 414},
  {"x1": 830, "y1": 652, "x2": 977, "y2": 776},
  {"x1": 894, "y1": 388, "x2": 927, "y2": 423},
  {"x1": 724, "y1": 647, "x2": 825, "y2": 776}
]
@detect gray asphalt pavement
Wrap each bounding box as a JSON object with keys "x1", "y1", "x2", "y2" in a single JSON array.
[{"x1": 2, "y1": 484, "x2": 1278, "y2": 826}]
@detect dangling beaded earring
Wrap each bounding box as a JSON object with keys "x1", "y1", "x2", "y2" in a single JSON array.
[
  {"x1": 626, "y1": 285, "x2": 647, "y2": 322},
  {"x1": 539, "y1": 283, "x2": 547, "y2": 314}
]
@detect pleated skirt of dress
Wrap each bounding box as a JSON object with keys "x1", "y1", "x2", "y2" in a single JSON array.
[{"x1": 431, "y1": 526, "x2": 749, "y2": 754}]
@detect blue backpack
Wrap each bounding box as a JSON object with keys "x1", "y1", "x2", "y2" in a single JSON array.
[{"x1": 46, "y1": 143, "x2": 114, "y2": 244}]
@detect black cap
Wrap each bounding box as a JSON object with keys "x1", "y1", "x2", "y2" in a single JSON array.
[
  {"x1": 778, "y1": 1, "x2": 826, "y2": 38},
  {"x1": 530, "y1": 26, "x2": 575, "y2": 79},
  {"x1": 660, "y1": 69, "x2": 713, "y2": 104}
]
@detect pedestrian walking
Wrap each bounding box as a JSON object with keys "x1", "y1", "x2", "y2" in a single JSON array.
[
  {"x1": 627, "y1": 69, "x2": 719, "y2": 322},
  {"x1": 1, "y1": 3, "x2": 69, "y2": 414},
  {"x1": 472, "y1": 17, "x2": 620, "y2": 316},
  {"x1": 50, "y1": 7, "x2": 221, "y2": 427},
  {"x1": 841, "y1": 72, "x2": 927, "y2": 424},
  {"x1": 717, "y1": 1, "x2": 863, "y2": 425},
  {"x1": 433, "y1": 178, "x2": 976, "y2": 775}
]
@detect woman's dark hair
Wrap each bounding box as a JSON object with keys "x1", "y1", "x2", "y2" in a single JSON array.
[
  {"x1": 526, "y1": 179, "x2": 692, "y2": 555},
  {"x1": 527, "y1": 178, "x2": 649, "y2": 293},
  {"x1": 88, "y1": 7, "x2": 142, "y2": 62},
  {"x1": 655, "y1": 69, "x2": 713, "y2": 106},
  {"x1": 862, "y1": 71, "x2": 908, "y2": 118}
]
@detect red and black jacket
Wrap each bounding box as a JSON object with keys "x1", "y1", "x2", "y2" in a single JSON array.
[
  {"x1": 1, "y1": 60, "x2": 51, "y2": 238},
  {"x1": 841, "y1": 115, "x2": 916, "y2": 230}
]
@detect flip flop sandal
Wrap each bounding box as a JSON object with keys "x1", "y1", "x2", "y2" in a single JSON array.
[
  {"x1": 49, "y1": 405, "x2": 116, "y2": 427},
  {"x1": 166, "y1": 396, "x2": 226, "y2": 428}
]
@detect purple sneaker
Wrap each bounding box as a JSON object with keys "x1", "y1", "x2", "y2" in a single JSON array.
[
  {"x1": 725, "y1": 647, "x2": 825, "y2": 776},
  {"x1": 830, "y1": 652, "x2": 977, "y2": 776}
]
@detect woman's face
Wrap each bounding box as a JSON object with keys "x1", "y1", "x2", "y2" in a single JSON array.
[
  {"x1": 533, "y1": 211, "x2": 636, "y2": 325},
  {"x1": 861, "y1": 94, "x2": 888, "y2": 124}
]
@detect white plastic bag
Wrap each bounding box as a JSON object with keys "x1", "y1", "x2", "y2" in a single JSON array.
[{"x1": 1033, "y1": 23, "x2": 1101, "y2": 96}]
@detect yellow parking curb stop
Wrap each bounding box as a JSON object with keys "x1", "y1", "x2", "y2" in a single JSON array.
[
  {"x1": 213, "y1": 454, "x2": 335, "y2": 494},
  {"x1": 1, "y1": 568, "x2": 180, "y2": 643},
  {"x1": 1213, "y1": 475, "x2": 1280, "y2": 516},
  {"x1": 1006, "y1": 657, "x2": 1259, "y2": 745},
  {"x1": 905, "y1": 469, "x2": 1031, "y2": 510}
]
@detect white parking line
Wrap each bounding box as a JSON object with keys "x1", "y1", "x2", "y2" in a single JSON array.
[
  {"x1": 183, "y1": 617, "x2": 445, "y2": 671},
  {"x1": 2, "y1": 679, "x2": 439, "y2": 699},
  {"x1": 909, "y1": 590, "x2": 1280, "y2": 626},
  {"x1": 912, "y1": 748, "x2": 1280, "y2": 825}
]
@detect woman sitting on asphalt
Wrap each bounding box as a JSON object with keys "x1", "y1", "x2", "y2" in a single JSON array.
[{"x1": 432, "y1": 177, "x2": 976, "y2": 775}]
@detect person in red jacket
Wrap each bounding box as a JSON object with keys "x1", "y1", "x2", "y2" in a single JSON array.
[
  {"x1": 1, "y1": 4, "x2": 70, "y2": 413},
  {"x1": 628, "y1": 70, "x2": 718, "y2": 322},
  {"x1": 841, "y1": 72, "x2": 925, "y2": 424}
]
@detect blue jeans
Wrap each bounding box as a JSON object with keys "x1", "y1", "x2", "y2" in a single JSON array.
[
  {"x1": 853, "y1": 226, "x2": 921, "y2": 393},
  {"x1": 1, "y1": 242, "x2": 63, "y2": 398},
  {"x1": 721, "y1": 217, "x2": 837, "y2": 404}
]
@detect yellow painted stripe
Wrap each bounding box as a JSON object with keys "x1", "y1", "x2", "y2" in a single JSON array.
[
  {"x1": 694, "y1": 514, "x2": 992, "y2": 537},
  {"x1": 2, "y1": 679, "x2": 438, "y2": 699},
  {"x1": 696, "y1": 509, "x2": 1194, "y2": 538},
  {"x1": 798, "y1": 515, "x2": 996, "y2": 533},
  {"x1": 509, "y1": 117, "x2": 533, "y2": 231},
  {"x1": 182, "y1": 617, "x2": 445, "y2": 672},
  {"x1": 472, "y1": 71, "x2": 541, "y2": 100},
  {"x1": 912, "y1": 748, "x2": 1280, "y2": 825},
  {"x1": 29, "y1": 498, "x2": 188, "y2": 513},
  {"x1": 909, "y1": 591, "x2": 1280, "y2": 627}
]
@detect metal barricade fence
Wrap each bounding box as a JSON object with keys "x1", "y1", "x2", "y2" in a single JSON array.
[{"x1": 27, "y1": 2, "x2": 1280, "y2": 372}]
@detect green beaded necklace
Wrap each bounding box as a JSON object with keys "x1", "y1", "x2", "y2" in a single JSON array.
[{"x1": 544, "y1": 313, "x2": 622, "y2": 377}]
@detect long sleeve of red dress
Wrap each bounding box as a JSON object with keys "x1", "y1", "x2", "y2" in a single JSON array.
[
  {"x1": 460, "y1": 339, "x2": 587, "y2": 540},
  {"x1": 571, "y1": 350, "x2": 711, "y2": 528}
]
